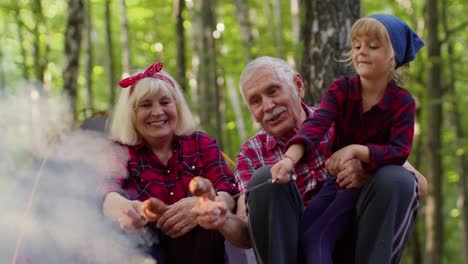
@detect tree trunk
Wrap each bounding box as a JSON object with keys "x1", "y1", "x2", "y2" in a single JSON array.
[
  {"x1": 119, "y1": 0, "x2": 131, "y2": 76},
  {"x1": 290, "y1": 0, "x2": 300, "y2": 46},
  {"x1": 105, "y1": 0, "x2": 116, "y2": 105},
  {"x1": 442, "y1": 1, "x2": 468, "y2": 261},
  {"x1": 425, "y1": 0, "x2": 444, "y2": 263},
  {"x1": 409, "y1": 108, "x2": 424, "y2": 264},
  {"x1": 262, "y1": 0, "x2": 275, "y2": 52},
  {"x1": 32, "y1": 0, "x2": 47, "y2": 84},
  {"x1": 300, "y1": 0, "x2": 359, "y2": 105},
  {"x1": 84, "y1": 0, "x2": 94, "y2": 112},
  {"x1": 12, "y1": 6, "x2": 29, "y2": 80},
  {"x1": 226, "y1": 76, "x2": 247, "y2": 143},
  {"x1": 198, "y1": 0, "x2": 222, "y2": 148},
  {"x1": 272, "y1": 0, "x2": 283, "y2": 58},
  {"x1": 63, "y1": 0, "x2": 84, "y2": 115},
  {"x1": 234, "y1": 0, "x2": 253, "y2": 63},
  {"x1": 173, "y1": 0, "x2": 187, "y2": 91},
  {"x1": 0, "y1": 42, "x2": 4, "y2": 92},
  {"x1": 290, "y1": 0, "x2": 300, "y2": 66}
]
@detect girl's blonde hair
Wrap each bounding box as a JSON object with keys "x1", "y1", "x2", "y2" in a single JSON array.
[
  {"x1": 344, "y1": 17, "x2": 408, "y2": 84},
  {"x1": 110, "y1": 70, "x2": 196, "y2": 145}
]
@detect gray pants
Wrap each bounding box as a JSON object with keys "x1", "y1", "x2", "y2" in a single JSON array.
[{"x1": 246, "y1": 165, "x2": 419, "y2": 264}]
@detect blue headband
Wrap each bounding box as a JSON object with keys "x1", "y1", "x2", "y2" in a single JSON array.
[{"x1": 368, "y1": 14, "x2": 424, "y2": 68}]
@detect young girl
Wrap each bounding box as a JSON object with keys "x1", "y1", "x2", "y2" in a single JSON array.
[{"x1": 271, "y1": 14, "x2": 424, "y2": 263}]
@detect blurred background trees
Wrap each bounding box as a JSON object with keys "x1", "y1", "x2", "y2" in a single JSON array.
[{"x1": 0, "y1": 0, "x2": 466, "y2": 263}]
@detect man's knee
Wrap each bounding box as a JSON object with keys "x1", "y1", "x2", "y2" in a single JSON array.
[
  {"x1": 247, "y1": 165, "x2": 273, "y2": 189},
  {"x1": 368, "y1": 165, "x2": 416, "y2": 201}
]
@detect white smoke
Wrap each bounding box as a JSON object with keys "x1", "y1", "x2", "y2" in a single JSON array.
[{"x1": 0, "y1": 82, "x2": 156, "y2": 264}]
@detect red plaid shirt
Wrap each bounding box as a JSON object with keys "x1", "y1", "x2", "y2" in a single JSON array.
[
  {"x1": 99, "y1": 131, "x2": 238, "y2": 205},
  {"x1": 289, "y1": 75, "x2": 415, "y2": 174},
  {"x1": 235, "y1": 103, "x2": 329, "y2": 206}
]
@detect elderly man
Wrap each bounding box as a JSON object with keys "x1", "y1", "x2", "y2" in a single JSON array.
[{"x1": 193, "y1": 56, "x2": 427, "y2": 264}]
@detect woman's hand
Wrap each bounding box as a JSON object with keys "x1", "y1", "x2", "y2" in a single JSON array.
[
  {"x1": 157, "y1": 196, "x2": 199, "y2": 238},
  {"x1": 102, "y1": 192, "x2": 148, "y2": 231},
  {"x1": 118, "y1": 200, "x2": 149, "y2": 230},
  {"x1": 192, "y1": 196, "x2": 227, "y2": 230}
]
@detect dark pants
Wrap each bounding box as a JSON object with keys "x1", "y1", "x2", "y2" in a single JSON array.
[
  {"x1": 153, "y1": 226, "x2": 225, "y2": 264},
  {"x1": 301, "y1": 177, "x2": 360, "y2": 264},
  {"x1": 246, "y1": 166, "x2": 304, "y2": 264},
  {"x1": 246, "y1": 165, "x2": 419, "y2": 264}
]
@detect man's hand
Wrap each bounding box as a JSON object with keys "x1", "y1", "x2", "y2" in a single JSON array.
[
  {"x1": 335, "y1": 159, "x2": 369, "y2": 188},
  {"x1": 192, "y1": 196, "x2": 227, "y2": 230},
  {"x1": 156, "y1": 196, "x2": 198, "y2": 238},
  {"x1": 271, "y1": 158, "x2": 294, "y2": 183}
]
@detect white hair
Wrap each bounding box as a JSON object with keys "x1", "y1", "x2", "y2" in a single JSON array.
[
  {"x1": 109, "y1": 70, "x2": 195, "y2": 145},
  {"x1": 239, "y1": 56, "x2": 298, "y2": 102}
]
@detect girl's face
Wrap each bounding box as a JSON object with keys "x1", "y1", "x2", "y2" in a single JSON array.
[
  {"x1": 352, "y1": 34, "x2": 393, "y2": 81},
  {"x1": 134, "y1": 90, "x2": 178, "y2": 144}
]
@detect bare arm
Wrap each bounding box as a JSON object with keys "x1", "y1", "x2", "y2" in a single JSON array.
[
  {"x1": 271, "y1": 144, "x2": 305, "y2": 183},
  {"x1": 102, "y1": 192, "x2": 148, "y2": 230}
]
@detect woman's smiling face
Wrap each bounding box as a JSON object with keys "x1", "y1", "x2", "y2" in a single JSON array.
[{"x1": 134, "y1": 90, "x2": 178, "y2": 143}]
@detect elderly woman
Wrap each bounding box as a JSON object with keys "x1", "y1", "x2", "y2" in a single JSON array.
[{"x1": 100, "y1": 61, "x2": 238, "y2": 264}]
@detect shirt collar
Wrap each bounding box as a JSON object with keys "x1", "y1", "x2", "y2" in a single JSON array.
[
  {"x1": 133, "y1": 135, "x2": 182, "y2": 151},
  {"x1": 347, "y1": 75, "x2": 397, "y2": 111}
]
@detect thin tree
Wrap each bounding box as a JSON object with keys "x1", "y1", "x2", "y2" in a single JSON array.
[
  {"x1": 425, "y1": 0, "x2": 444, "y2": 262},
  {"x1": 12, "y1": 4, "x2": 29, "y2": 80},
  {"x1": 83, "y1": 0, "x2": 94, "y2": 112},
  {"x1": 173, "y1": 0, "x2": 187, "y2": 91},
  {"x1": 272, "y1": 0, "x2": 284, "y2": 58},
  {"x1": 197, "y1": 0, "x2": 222, "y2": 148},
  {"x1": 32, "y1": 0, "x2": 49, "y2": 85},
  {"x1": 104, "y1": 0, "x2": 116, "y2": 105},
  {"x1": 63, "y1": 0, "x2": 84, "y2": 115},
  {"x1": 300, "y1": 0, "x2": 359, "y2": 105},
  {"x1": 441, "y1": 0, "x2": 468, "y2": 261},
  {"x1": 119, "y1": 0, "x2": 131, "y2": 76},
  {"x1": 290, "y1": 0, "x2": 300, "y2": 66},
  {"x1": 0, "y1": 42, "x2": 4, "y2": 91},
  {"x1": 234, "y1": 0, "x2": 253, "y2": 63}
]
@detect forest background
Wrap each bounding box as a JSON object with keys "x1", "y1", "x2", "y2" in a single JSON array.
[{"x1": 0, "y1": 0, "x2": 466, "y2": 263}]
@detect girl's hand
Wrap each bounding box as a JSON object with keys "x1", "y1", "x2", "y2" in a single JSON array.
[
  {"x1": 335, "y1": 159, "x2": 369, "y2": 188},
  {"x1": 325, "y1": 145, "x2": 356, "y2": 175}
]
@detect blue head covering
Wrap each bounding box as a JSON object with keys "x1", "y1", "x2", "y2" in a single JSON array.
[{"x1": 368, "y1": 14, "x2": 424, "y2": 68}]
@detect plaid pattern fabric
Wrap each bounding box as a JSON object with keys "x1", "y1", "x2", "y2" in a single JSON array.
[
  {"x1": 289, "y1": 75, "x2": 415, "y2": 174},
  {"x1": 235, "y1": 103, "x2": 329, "y2": 206},
  {"x1": 99, "y1": 131, "x2": 238, "y2": 204}
]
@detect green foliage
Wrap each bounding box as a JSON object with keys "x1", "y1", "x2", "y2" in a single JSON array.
[{"x1": 0, "y1": 0, "x2": 467, "y2": 261}]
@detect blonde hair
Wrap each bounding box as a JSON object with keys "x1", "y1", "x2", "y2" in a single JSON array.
[
  {"x1": 344, "y1": 17, "x2": 408, "y2": 84},
  {"x1": 110, "y1": 70, "x2": 196, "y2": 145}
]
